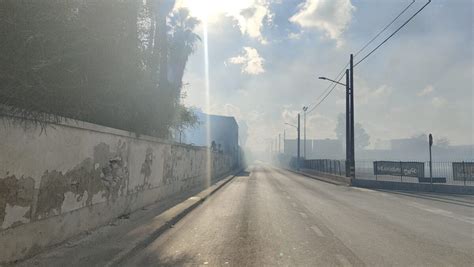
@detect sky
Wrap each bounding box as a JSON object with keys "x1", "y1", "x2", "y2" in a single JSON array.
[{"x1": 175, "y1": 0, "x2": 473, "y2": 153}]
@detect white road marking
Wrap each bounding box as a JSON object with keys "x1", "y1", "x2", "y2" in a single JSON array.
[
  {"x1": 310, "y1": 225, "x2": 324, "y2": 237},
  {"x1": 299, "y1": 212, "x2": 308, "y2": 219},
  {"x1": 336, "y1": 254, "x2": 352, "y2": 267},
  {"x1": 406, "y1": 201, "x2": 474, "y2": 225}
]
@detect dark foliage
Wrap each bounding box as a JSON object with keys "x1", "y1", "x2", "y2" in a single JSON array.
[{"x1": 0, "y1": 0, "x2": 198, "y2": 137}]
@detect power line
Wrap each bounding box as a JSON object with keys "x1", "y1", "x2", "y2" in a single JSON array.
[
  {"x1": 307, "y1": 72, "x2": 345, "y2": 114},
  {"x1": 306, "y1": 62, "x2": 349, "y2": 114},
  {"x1": 306, "y1": 0, "x2": 413, "y2": 112},
  {"x1": 354, "y1": 0, "x2": 432, "y2": 67},
  {"x1": 354, "y1": 0, "x2": 416, "y2": 57},
  {"x1": 307, "y1": 0, "x2": 412, "y2": 111},
  {"x1": 306, "y1": 0, "x2": 431, "y2": 112}
]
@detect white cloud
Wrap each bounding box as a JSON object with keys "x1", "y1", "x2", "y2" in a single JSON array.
[
  {"x1": 431, "y1": 96, "x2": 447, "y2": 108},
  {"x1": 281, "y1": 108, "x2": 300, "y2": 125},
  {"x1": 306, "y1": 112, "x2": 337, "y2": 139},
  {"x1": 176, "y1": 0, "x2": 271, "y2": 44},
  {"x1": 288, "y1": 32, "x2": 302, "y2": 40},
  {"x1": 229, "y1": 47, "x2": 265, "y2": 75},
  {"x1": 417, "y1": 85, "x2": 434, "y2": 96},
  {"x1": 355, "y1": 79, "x2": 393, "y2": 105},
  {"x1": 289, "y1": 0, "x2": 355, "y2": 46},
  {"x1": 235, "y1": 3, "x2": 272, "y2": 44}
]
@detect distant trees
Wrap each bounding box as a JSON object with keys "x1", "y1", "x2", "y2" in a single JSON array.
[
  {"x1": 436, "y1": 137, "x2": 450, "y2": 148},
  {"x1": 335, "y1": 113, "x2": 371, "y2": 150},
  {"x1": 0, "y1": 0, "x2": 199, "y2": 138}
]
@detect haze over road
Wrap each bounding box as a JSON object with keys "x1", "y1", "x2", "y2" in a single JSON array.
[{"x1": 123, "y1": 164, "x2": 474, "y2": 266}]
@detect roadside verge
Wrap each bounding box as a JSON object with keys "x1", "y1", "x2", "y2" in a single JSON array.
[
  {"x1": 12, "y1": 170, "x2": 241, "y2": 267},
  {"x1": 105, "y1": 171, "x2": 240, "y2": 266}
]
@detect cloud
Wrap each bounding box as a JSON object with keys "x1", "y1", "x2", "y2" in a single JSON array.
[
  {"x1": 289, "y1": 0, "x2": 354, "y2": 46},
  {"x1": 417, "y1": 85, "x2": 434, "y2": 96},
  {"x1": 355, "y1": 79, "x2": 393, "y2": 105},
  {"x1": 181, "y1": 1, "x2": 474, "y2": 151},
  {"x1": 281, "y1": 108, "x2": 300, "y2": 125},
  {"x1": 235, "y1": 3, "x2": 272, "y2": 44},
  {"x1": 288, "y1": 32, "x2": 302, "y2": 40},
  {"x1": 229, "y1": 47, "x2": 265, "y2": 75},
  {"x1": 176, "y1": 0, "x2": 272, "y2": 43},
  {"x1": 431, "y1": 96, "x2": 447, "y2": 108}
]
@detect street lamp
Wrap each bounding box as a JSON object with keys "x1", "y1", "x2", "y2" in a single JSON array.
[
  {"x1": 318, "y1": 77, "x2": 346, "y2": 87},
  {"x1": 284, "y1": 114, "x2": 301, "y2": 170},
  {"x1": 302, "y1": 106, "x2": 308, "y2": 159},
  {"x1": 318, "y1": 55, "x2": 355, "y2": 180}
]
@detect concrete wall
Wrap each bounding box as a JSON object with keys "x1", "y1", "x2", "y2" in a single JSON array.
[{"x1": 0, "y1": 117, "x2": 239, "y2": 263}]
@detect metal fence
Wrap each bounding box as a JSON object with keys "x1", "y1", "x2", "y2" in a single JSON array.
[
  {"x1": 355, "y1": 161, "x2": 474, "y2": 186},
  {"x1": 303, "y1": 159, "x2": 346, "y2": 176},
  {"x1": 302, "y1": 159, "x2": 474, "y2": 186}
]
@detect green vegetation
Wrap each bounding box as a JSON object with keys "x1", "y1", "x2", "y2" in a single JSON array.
[{"x1": 0, "y1": 0, "x2": 199, "y2": 138}]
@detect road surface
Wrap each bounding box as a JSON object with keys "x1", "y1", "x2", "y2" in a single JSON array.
[{"x1": 123, "y1": 164, "x2": 474, "y2": 266}]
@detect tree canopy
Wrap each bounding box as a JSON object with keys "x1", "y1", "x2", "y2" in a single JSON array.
[
  {"x1": 0, "y1": 0, "x2": 199, "y2": 138},
  {"x1": 335, "y1": 113, "x2": 371, "y2": 150}
]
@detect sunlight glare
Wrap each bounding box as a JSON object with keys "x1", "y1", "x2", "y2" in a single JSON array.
[{"x1": 203, "y1": 19, "x2": 212, "y2": 187}]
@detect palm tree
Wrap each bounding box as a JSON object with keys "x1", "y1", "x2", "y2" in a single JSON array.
[{"x1": 167, "y1": 8, "x2": 201, "y2": 100}]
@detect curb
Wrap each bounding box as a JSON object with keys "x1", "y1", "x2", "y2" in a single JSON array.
[
  {"x1": 105, "y1": 170, "x2": 242, "y2": 266},
  {"x1": 275, "y1": 166, "x2": 349, "y2": 186}
]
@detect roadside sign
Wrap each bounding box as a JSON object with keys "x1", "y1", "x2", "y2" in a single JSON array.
[{"x1": 373, "y1": 161, "x2": 425, "y2": 178}]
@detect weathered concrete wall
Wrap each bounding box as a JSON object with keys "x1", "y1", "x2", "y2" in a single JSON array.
[{"x1": 0, "y1": 117, "x2": 239, "y2": 263}]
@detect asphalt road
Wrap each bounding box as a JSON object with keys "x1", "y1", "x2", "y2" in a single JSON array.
[{"x1": 123, "y1": 164, "x2": 474, "y2": 266}]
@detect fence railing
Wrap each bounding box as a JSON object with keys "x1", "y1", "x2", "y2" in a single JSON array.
[
  {"x1": 356, "y1": 160, "x2": 473, "y2": 186},
  {"x1": 303, "y1": 159, "x2": 346, "y2": 177},
  {"x1": 302, "y1": 159, "x2": 474, "y2": 186}
]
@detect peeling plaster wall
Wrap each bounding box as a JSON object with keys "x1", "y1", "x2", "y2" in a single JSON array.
[{"x1": 0, "y1": 117, "x2": 239, "y2": 263}]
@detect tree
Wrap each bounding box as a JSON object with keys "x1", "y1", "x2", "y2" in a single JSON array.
[
  {"x1": 355, "y1": 123, "x2": 370, "y2": 150},
  {"x1": 168, "y1": 8, "x2": 201, "y2": 99},
  {"x1": 0, "y1": 1, "x2": 199, "y2": 138},
  {"x1": 436, "y1": 137, "x2": 450, "y2": 148},
  {"x1": 335, "y1": 113, "x2": 370, "y2": 150}
]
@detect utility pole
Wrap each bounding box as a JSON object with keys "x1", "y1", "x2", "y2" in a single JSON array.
[
  {"x1": 278, "y1": 133, "x2": 281, "y2": 153},
  {"x1": 297, "y1": 113, "x2": 301, "y2": 170},
  {"x1": 283, "y1": 130, "x2": 286, "y2": 154},
  {"x1": 429, "y1": 133, "x2": 433, "y2": 186},
  {"x1": 349, "y1": 54, "x2": 355, "y2": 180},
  {"x1": 303, "y1": 106, "x2": 308, "y2": 159},
  {"x1": 270, "y1": 140, "x2": 272, "y2": 158},
  {"x1": 275, "y1": 136, "x2": 278, "y2": 155},
  {"x1": 345, "y1": 69, "x2": 350, "y2": 177}
]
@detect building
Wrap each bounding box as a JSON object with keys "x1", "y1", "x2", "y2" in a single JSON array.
[{"x1": 180, "y1": 111, "x2": 239, "y2": 155}]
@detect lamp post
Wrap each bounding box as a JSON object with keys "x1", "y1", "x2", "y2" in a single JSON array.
[
  {"x1": 284, "y1": 114, "x2": 301, "y2": 170},
  {"x1": 278, "y1": 133, "x2": 281, "y2": 154},
  {"x1": 302, "y1": 106, "x2": 308, "y2": 159},
  {"x1": 318, "y1": 55, "x2": 355, "y2": 180}
]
